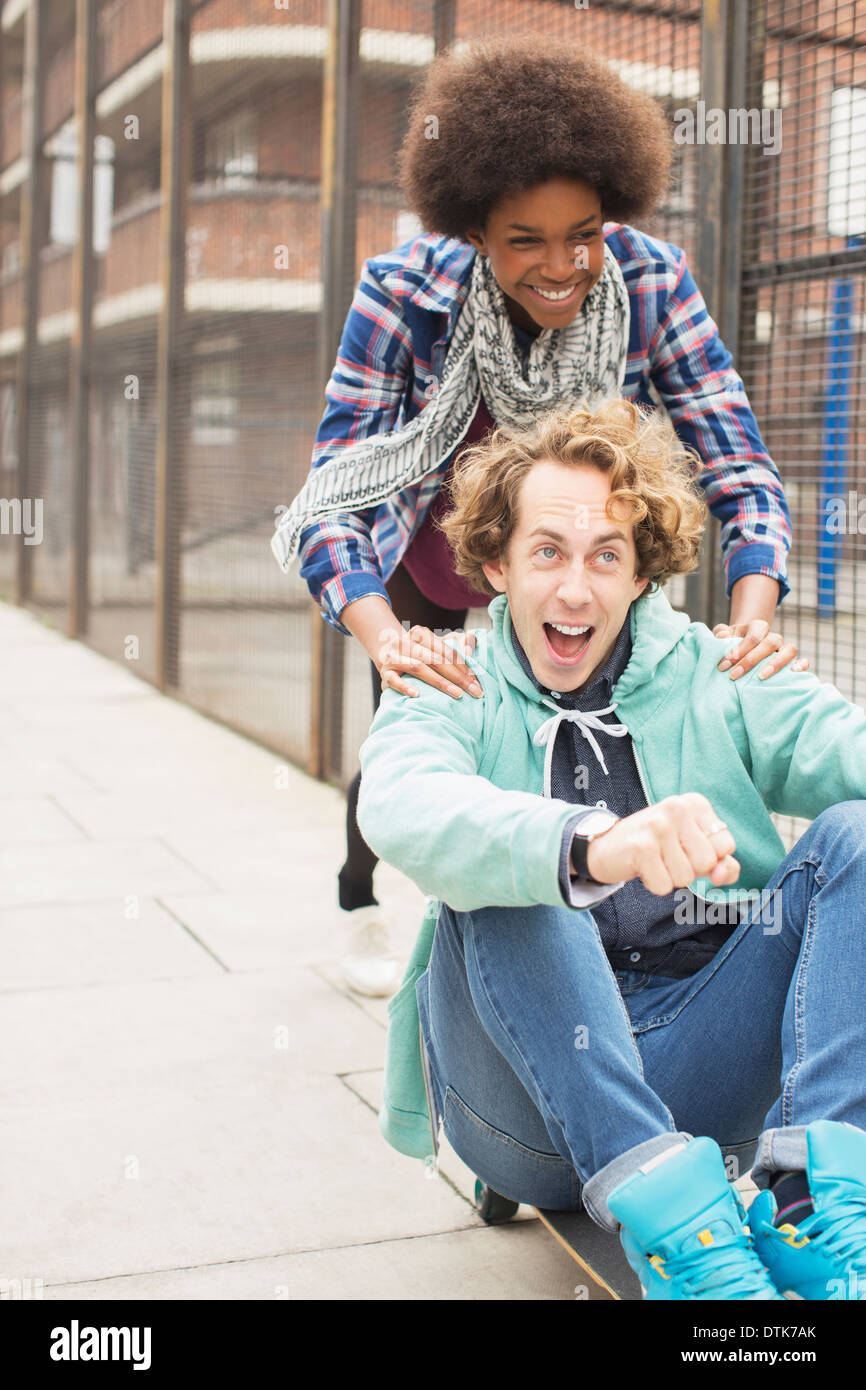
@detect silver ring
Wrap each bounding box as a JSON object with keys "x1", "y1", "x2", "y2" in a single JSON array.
[{"x1": 706, "y1": 820, "x2": 728, "y2": 836}]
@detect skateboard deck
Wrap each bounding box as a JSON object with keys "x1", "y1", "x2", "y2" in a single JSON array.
[{"x1": 533, "y1": 1205, "x2": 642, "y2": 1301}]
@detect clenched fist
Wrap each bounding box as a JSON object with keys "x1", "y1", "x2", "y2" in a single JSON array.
[{"x1": 583, "y1": 793, "x2": 740, "y2": 895}]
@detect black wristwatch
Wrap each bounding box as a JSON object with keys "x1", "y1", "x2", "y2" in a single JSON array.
[{"x1": 570, "y1": 810, "x2": 618, "y2": 884}]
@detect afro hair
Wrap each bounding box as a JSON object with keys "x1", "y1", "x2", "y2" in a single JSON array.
[{"x1": 396, "y1": 31, "x2": 674, "y2": 239}]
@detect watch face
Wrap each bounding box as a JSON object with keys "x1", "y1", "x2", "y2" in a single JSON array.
[{"x1": 578, "y1": 811, "x2": 614, "y2": 837}]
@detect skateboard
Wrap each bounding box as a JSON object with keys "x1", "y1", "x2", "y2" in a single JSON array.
[
  {"x1": 474, "y1": 1180, "x2": 642, "y2": 1301},
  {"x1": 419, "y1": 1024, "x2": 642, "y2": 1300}
]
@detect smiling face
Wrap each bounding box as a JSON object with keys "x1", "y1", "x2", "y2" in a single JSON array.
[
  {"x1": 481, "y1": 459, "x2": 650, "y2": 693},
  {"x1": 465, "y1": 176, "x2": 606, "y2": 333}
]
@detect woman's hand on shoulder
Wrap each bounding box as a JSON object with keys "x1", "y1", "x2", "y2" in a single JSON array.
[
  {"x1": 712, "y1": 618, "x2": 810, "y2": 681},
  {"x1": 377, "y1": 624, "x2": 483, "y2": 700}
]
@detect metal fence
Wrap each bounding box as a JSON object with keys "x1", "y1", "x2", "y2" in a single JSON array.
[{"x1": 1, "y1": 0, "x2": 864, "y2": 819}]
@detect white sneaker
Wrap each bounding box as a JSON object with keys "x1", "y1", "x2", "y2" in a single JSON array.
[{"x1": 340, "y1": 904, "x2": 402, "y2": 997}]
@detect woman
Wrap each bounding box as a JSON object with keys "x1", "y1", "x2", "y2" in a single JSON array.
[{"x1": 271, "y1": 33, "x2": 806, "y2": 996}]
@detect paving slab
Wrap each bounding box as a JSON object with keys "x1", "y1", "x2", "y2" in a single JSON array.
[
  {"x1": 0, "y1": 898, "x2": 223, "y2": 990},
  {"x1": 341, "y1": 1067, "x2": 530, "y2": 1215},
  {"x1": 4, "y1": 636, "x2": 154, "y2": 702},
  {"x1": 0, "y1": 969, "x2": 386, "y2": 1104},
  {"x1": 146, "y1": 826, "x2": 349, "y2": 896},
  {"x1": 4, "y1": 1074, "x2": 487, "y2": 1287},
  {"x1": 0, "y1": 795, "x2": 89, "y2": 844},
  {"x1": 46, "y1": 1222, "x2": 579, "y2": 1301},
  {"x1": 0, "y1": 597, "x2": 659, "y2": 1301},
  {"x1": 0, "y1": 969, "x2": 485, "y2": 1283},
  {"x1": 51, "y1": 782, "x2": 342, "y2": 842},
  {"x1": 0, "y1": 745, "x2": 108, "y2": 799},
  {"x1": 152, "y1": 894, "x2": 416, "y2": 981},
  {"x1": 0, "y1": 838, "x2": 214, "y2": 907}
]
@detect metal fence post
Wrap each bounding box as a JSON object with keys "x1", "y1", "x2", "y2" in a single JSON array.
[
  {"x1": 433, "y1": 0, "x2": 457, "y2": 52},
  {"x1": 687, "y1": 0, "x2": 750, "y2": 631},
  {"x1": 14, "y1": 0, "x2": 47, "y2": 607},
  {"x1": 0, "y1": 22, "x2": 4, "y2": 490},
  {"x1": 154, "y1": 0, "x2": 191, "y2": 691},
  {"x1": 310, "y1": 0, "x2": 360, "y2": 782},
  {"x1": 714, "y1": 0, "x2": 752, "y2": 631},
  {"x1": 68, "y1": 0, "x2": 97, "y2": 639}
]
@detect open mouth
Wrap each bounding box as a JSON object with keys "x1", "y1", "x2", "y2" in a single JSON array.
[
  {"x1": 543, "y1": 622, "x2": 594, "y2": 665},
  {"x1": 526, "y1": 283, "x2": 583, "y2": 308}
]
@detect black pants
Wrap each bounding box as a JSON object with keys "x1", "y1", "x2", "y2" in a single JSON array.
[{"x1": 338, "y1": 564, "x2": 468, "y2": 910}]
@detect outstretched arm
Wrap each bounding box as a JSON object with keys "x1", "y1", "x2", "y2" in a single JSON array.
[{"x1": 357, "y1": 679, "x2": 620, "y2": 913}]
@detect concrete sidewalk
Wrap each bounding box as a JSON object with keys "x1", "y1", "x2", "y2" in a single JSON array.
[{"x1": 1, "y1": 598, "x2": 595, "y2": 1301}]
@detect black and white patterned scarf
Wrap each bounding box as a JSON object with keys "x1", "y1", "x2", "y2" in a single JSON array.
[{"x1": 272, "y1": 241, "x2": 631, "y2": 572}]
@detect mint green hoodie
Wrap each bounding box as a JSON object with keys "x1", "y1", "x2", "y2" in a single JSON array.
[{"x1": 358, "y1": 587, "x2": 866, "y2": 1160}]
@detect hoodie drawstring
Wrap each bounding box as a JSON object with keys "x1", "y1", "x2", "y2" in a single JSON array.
[{"x1": 532, "y1": 700, "x2": 628, "y2": 798}]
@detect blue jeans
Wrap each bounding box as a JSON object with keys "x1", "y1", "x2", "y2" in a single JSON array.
[{"x1": 416, "y1": 802, "x2": 866, "y2": 1232}]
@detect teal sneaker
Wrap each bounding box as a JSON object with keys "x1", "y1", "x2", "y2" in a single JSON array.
[
  {"x1": 606, "y1": 1137, "x2": 784, "y2": 1300},
  {"x1": 750, "y1": 1120, "x2": 866, "y2": 1300}
]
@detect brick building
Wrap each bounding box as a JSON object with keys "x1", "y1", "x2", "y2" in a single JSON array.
[{"x1": 0, "y1": 0, "x2": 864, "y2": 781}]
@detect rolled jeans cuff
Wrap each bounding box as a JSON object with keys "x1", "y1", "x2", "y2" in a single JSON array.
[
  {"x1": 582, "y1": 1130, "x2": 694, "y2": 1233},
  {"x1": 750, "y1": 1126, "x2": 810, "y2": 1191}
]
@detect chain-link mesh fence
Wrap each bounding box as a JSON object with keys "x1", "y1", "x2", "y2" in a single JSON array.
[{"x1": 1, "y1": 0, "x2": 864, "y2": 821}]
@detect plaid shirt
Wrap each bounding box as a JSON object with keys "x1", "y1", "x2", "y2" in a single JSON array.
[{"x1": 289, "y1": 223, "x2": 791, "y2": 635}]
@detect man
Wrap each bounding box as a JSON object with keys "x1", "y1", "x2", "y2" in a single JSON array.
[{"x1": 356, "y1": 397, "x2": 866, "y2": 1301}]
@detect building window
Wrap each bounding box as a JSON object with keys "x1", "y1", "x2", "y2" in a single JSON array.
[
  {"x1": 828, "y1": 86, "x2": 866, "y2": 240},
  {"x1": 395, "y1": 210, "x2": 423, "y2": 247},
  {"x1": 203, "y1": 109, "x2": 258, "y2": 184},
  {"x1": 0, "y1": 383, "x2": 16, "y2": 470},
  {"x1": 1, "y1": 239, "x2": 21, "y2": 277},
  {"x1": 48, "y1": 123, "x2": 78, "y2": 245},
  {"x1": 47, "y1": 123, "x2": 115, "y2": 253},
  {"x1": 191, "y1": 359, "x2": 239, "y2": 445}
]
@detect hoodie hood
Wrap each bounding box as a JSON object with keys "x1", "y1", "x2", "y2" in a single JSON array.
[{"x1": 483, "y1": 585, "x2": 694, "y2": 717}]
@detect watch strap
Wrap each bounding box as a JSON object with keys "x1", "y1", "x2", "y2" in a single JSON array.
[{"x1": 570, "y1": 810, "x2": 618, "y2": 884}]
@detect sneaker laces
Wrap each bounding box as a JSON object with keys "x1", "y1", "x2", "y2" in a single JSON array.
[
  {"x1": 658, "y1": 1231, "x2": 779, "y2": 1298},
  {"x1": 794, "y1": 1196, "x2": 866, "y2": 1273}
]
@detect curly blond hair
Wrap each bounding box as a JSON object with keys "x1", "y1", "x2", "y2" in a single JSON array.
[{"x1": 436, "y1": 398, "x2": 707, "y2": 598}]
